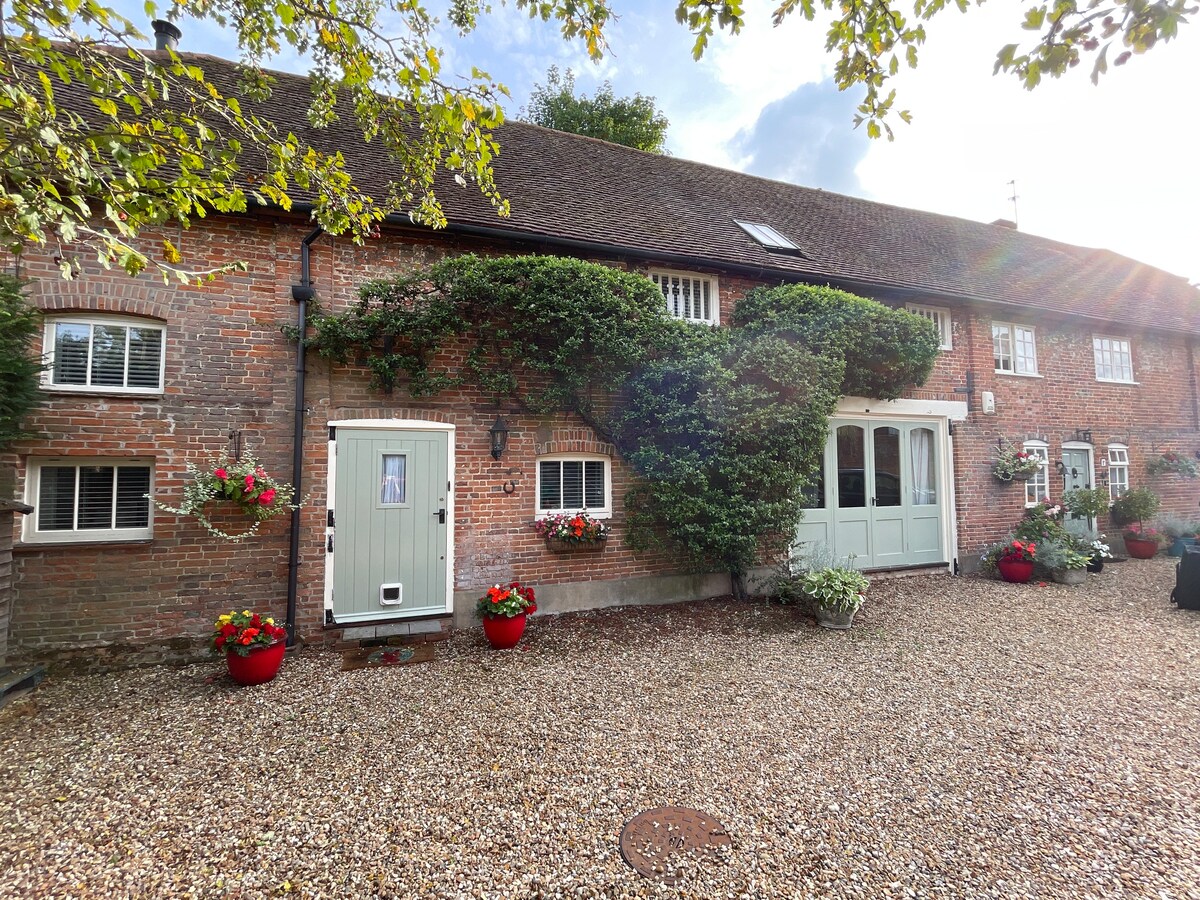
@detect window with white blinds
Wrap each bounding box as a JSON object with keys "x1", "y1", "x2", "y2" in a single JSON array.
[
  {"x1": 649, "y1": 271, "x2": 718, "y2": 325},
  {"x1": 26, "y1": 459, "x2": 153, "y2": 542},
  {"x1": 44, "y1": 316, "x2": 165, "y2": 393},
  {"x1": 536, "y1": 456, "x2": 611, "y2": 516}
]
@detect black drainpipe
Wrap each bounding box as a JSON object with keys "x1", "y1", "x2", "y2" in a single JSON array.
[{"x1": 286, "y1": 226, "x2": 323, "y2": 647}]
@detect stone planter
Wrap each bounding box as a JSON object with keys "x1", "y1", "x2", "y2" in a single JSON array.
[
  {"x1": 1051, "y1": 568, "x2": 1088, "y2": 586},
  {"x1": 813, "y1": 602, "x2": 858, "y2": 630}
]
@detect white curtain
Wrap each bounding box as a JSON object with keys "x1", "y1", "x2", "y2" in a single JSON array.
[
  {"x1": 380, "y1": 454, "x2": 406, "y2": 504},
  {"x1": 910, "y1": 429, "x2": 934, "y2": 505}
]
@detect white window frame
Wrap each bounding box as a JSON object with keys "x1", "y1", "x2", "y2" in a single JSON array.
[
  {"x1": 992, "y1": 322, "x2": 1039, "y2": 376},
  {"x1": 906, "y1": 303, "x2": 952, "y2": 351},
  {"x1": 648, "y1": 270, "x2": 719, "y2": 326},
  {"x1": 1107, "y1": 444, "x2": 1130, "y2": 501},
  {"x1": 535, "y1": 453, "x2": 612, "y2": 518},
  {"x1": 23, "y1": 458, "x2": 155, "y2": 543},
  {"x1": 1022, "y1": 440, "x2": 1050, "y2": 506},
  {"x1": 1092, "y1": 336, "x2": 1135, "y2": 383},
  {"x1": 41, "y1": 314, "x2": 166, "y2": 394}
]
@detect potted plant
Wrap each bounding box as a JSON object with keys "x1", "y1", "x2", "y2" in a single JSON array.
[
  {"x1": 1062, "y1": 487, "x2": 1110, "y2": 524},
  {"x1": 799, "y1": 564, "x2": 870, "y2": 629},
  {"x1": 993, "y1": 440, "x2": 1044, "y2": 482},
  {"x1": 1087, "y1": 535, "x2": 1113, "y2": 573},
  {"x1": 991, "y1": 539, "x2": 1037, "y2": 583},
  {"x1": 1146, "y1": 451, "x2": 1199, "y2": 478},
  {"x1": 212, "y1": 610, "x2": 288, "y2": 685},
  {"x1": 534, "y1": 511, "x2": 609, "y2": 552},
  {"x1": 152, "y1": 454, "x2": 301, "y2": 542},
  {"x1": 1159, "y1": 516, "x2": 1199, "y2": 557},
  {"x1": 1111, "y1": 487, "x2": 1162, "y2": 559},
  {"x1": 477, "y1": 581, "x2": 537, "y2": 649},
  {"x1": 1038, "y1": 537, "x2": 1092, "y2": 585}
]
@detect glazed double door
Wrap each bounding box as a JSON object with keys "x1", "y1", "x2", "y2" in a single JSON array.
[{"x1": 797, "y1": 418, "x2": 945, "y2": 569}]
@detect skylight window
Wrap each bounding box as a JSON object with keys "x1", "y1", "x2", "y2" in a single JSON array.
[{"x1": 734, "y1": 220, "x2": 801, "y2": 252}]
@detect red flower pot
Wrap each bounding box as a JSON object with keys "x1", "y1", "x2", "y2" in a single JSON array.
[
  {"x1": 997, "y1": 558, "x2": 1035, "y2": 584},
  {"x1": 226, "y1": 640, "x2": 286, "y2": 685},
  {"x1": 482, "y1": 613, "x2": 526, "y2": 650},
  {"x1": 1125, "y1": 537, "x2": 1159, "y2": 560}
]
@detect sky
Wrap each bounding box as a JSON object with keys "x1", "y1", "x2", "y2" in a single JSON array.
[{"x1": 133, "y1": 1, "x2": 1199, "y2": 282}]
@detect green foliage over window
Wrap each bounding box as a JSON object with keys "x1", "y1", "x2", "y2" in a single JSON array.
[
  {"x1": 299, "y1": 255, "x2": 939, "y2": 595},
  {"x1": 733, "y1": 283, "x2": 940, "y2": 400},
  {"x1": 0, "y1": 277, "x2": 43, "y2": 449}
]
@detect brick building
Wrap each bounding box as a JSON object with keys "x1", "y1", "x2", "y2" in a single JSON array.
[{"x1": 7, "y1": 52, "x2": 1200, "y2": 665}]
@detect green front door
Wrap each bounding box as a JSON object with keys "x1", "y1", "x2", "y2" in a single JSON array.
[
  {"x1": 332, "y1": 427, "x2": 450, "y2": 623},
  {"x1": 1061, "y1": 447, "x2": 1094, "y2": 537},
  {"x1": 797, "y1": 417, "x2": 945, "y2": 569}
]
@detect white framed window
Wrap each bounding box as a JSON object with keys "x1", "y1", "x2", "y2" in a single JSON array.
[
  {"x1": 1093, "y1": 336, "x2": 1134, "y2": 383},
  {"x1": 906, "y1": 303, "x2": 952, "y2": 350},
  {"x1": 649, "y1": 271, "x2": 719, "y2": 325},
  {"x1": 42, "y1": 315, "x2": 166, "y2": 393},
  {"x1": 1023, "y1": 440, "x2": 1050, "y2": 506},
  {"x1": 536, "y1": 455, "x2": 611, "y2": 517},
  {"x1": 1107, "y1": 444, "x2": 1129, "y2": 500},
  {"x1": 24, "y1": 458, "x2": 154, "y2": 543},
  {"x1": 993, "y1": 322, "x2": 1038, "y2": 375}
]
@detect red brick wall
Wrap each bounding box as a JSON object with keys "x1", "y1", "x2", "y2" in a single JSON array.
[{"x1": 6, "y1": 214, "x2": 1199, "y2": 662}]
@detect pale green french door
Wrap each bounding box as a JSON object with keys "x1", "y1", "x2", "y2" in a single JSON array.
[
  {"x1": 331, "y1": 427, "x2": 450, "y2": 623},
  {"x1": 797, "y1": 417, "x2": 945, "y2": 569}
]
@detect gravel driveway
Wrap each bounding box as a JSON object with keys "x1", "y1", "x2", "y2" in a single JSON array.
[{"x1": 2, "y1": 558, "x2": 1198, "y2": 899}]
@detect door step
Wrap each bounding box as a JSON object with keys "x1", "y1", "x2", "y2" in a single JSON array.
[
  {"x1": 324, "y1": 616, "x2": 452, "y2": 651},
  {"x1": 860, "y1": 564, "x2": 952, "y2": 580}
]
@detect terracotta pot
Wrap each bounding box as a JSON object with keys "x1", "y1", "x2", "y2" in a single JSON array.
[
  {"x1": 482, "y1": 613, "x2": 526, "y2": 649},
  {"x1": 1125, "y1": 537, "x2": 1159, "y2": 559},
  {"x1": 226, "y1": 640, "x2": 286, "y2": 686},
  {"x1": 997, "y1": 558, "x2": 1035, "y2": 583}
]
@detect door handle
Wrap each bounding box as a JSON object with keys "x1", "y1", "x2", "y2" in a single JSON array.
[
  {"x1": 434, "y1": 508, "x2": 446, "y2": 524},
  {"x1": 327, "y1": 534, "x2": 334, "y2": 553}
]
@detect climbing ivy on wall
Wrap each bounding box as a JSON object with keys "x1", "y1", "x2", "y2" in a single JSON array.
[{"x1": 298, "y1": 255, "x2": 940, "y2": 596}]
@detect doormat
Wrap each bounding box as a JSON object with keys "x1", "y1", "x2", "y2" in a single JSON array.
[{"x1": 341, "y1": 644, "x2": 435, "y2": 671}]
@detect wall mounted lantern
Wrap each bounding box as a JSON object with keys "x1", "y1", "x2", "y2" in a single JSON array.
[{"x1": 488, "y1": 416, "x2": 510, "y2": 461}]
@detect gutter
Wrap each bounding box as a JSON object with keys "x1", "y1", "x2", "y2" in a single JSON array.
[{"x1": 285, "y1": 226, "x2": 323, "y2": 647}]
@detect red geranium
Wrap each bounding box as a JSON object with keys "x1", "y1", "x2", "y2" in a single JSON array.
[
  {"x1": 258, "y1": 488, "x2": 277, "y2": 506},
  {"x1": 477, "y1": 581, "x2": 537, "y2": 619},
  {"x1": 210, "y1": 611, "x2": 284, "y2": 657},
  {"x1": 214, "y1": 467, "x2": 228, "y2": 480}
]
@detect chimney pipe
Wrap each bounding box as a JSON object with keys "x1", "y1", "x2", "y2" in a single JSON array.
[{"x1": 151, "y1": 19, "x2": 182, "y2": 51}]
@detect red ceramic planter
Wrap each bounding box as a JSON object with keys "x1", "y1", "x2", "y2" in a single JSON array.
[
  {"x1": 1125, "y1": 537, "x2": 1159, "y2": 560},
  {"x1": 226, "y1": 640, "x2": 286, "y2": 685},
  {"x1": 482, "y1": 613, "x2": 526, "y2": 649},
  {"x1": 997, "y1": 558, "x2": 1035, "y2": 584}
]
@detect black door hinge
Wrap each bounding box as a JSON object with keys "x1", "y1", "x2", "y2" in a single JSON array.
[{"x1": 327, "y1": 509, "x2": 335, "y2": 527}]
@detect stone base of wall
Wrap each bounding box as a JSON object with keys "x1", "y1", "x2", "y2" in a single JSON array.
[{"x1": 452, "y1": 568, "x2": 774, "y2": 629}]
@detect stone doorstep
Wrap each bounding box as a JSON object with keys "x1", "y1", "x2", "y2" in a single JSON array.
[
  {"x1": 330, "y1": 617, "x2": 451, "y2": 651},
  {"x1": 0, "y1": 665, "x2": 47, "y2": 709}
]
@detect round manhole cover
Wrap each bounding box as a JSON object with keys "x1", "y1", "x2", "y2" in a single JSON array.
[{"x1": 619, "y1": 807, "x2": 731, "y2": 883}]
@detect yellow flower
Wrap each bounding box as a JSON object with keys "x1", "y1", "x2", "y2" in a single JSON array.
[
  {"x1": 265, "y1": 618, "x2": 274, "y2": 625},
  {"x1": 217, "y1": 614, "x2": 232, "y2": 624},
  {"x1": 242, "y1": 610, "x2": 250, "y2": 617}
]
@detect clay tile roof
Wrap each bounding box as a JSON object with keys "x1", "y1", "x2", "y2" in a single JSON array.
[{"x1": 53, "y1": 49, "x2": 1200, "y2": 334}]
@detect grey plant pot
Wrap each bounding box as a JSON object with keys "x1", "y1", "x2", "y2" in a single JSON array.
[
  {"x1": 1051, "y1": 568, "x2": 1088, "y2": 586},
  {"x1": 813, "y1": 602, "x2": 858, "y2": 629}
]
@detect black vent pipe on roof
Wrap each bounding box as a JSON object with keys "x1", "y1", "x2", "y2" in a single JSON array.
[
  {"x1": 151, "y1": 19, "x2": 182, "y2": 51},
  {"x1": 285, "y1": 226, "x2": 323, "y2": 648}
]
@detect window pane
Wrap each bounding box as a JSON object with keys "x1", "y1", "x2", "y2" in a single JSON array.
[
  {"x1": 583, "y1": 461, "x2": 605, "y2": 509},
  {"x1": 115, "y1": 467, "x2": 151, "y2": 528},
  {"x1": 37, "y1": 466, "x2": 77, "y2": 530},
  {"x1": 836, "y1": 425, "x2": 866, "y2": 508},
  {"x1": 379, "y1": 454, "x2": 407, "y2": 504},
  {"x1": 77, "y1": 465, "x2": 115, "y2": 529},
  {"x1": 873, "y1": 426, "x2": 901, "y2": 507},
  {"x1": 127, "y1": 328, "x2": 163, "y2": 389},
  {"x1": 561, "y1": 461, "x2": 584, "y2": 509},
  {"x1": 52, "y1": 323, "x2": 90, "y2": 385},
  {"x1": 538, "y1": 461, "x2": 561, "y2": 510},
  {"x1": 90, "y1": 325, "x2": 127, "y2": 386},
  {"x1": 1024, "y1": 446, "x2": 1049, "y2": 504},
  {"x1": 992, "y1": 325, "x2": 1011, "y2": 371},
  {"x1": 1015, "y1": 327, "x2": 1037, "y2": 374},
  {"x1": 910, "y1": 428, "x2": 936, "y2": 505}
]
